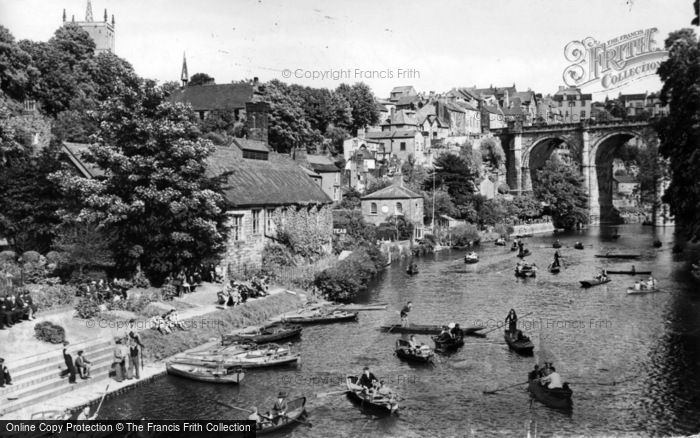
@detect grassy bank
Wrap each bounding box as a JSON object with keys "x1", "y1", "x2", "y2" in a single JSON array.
[{"x1": 140, "y1": 292, "x2": 304, "y2": 361}]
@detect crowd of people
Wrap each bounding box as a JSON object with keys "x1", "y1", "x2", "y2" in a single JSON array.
[
  {"x1": 163, "y1": 264, "x2": 224, "y2": 298},
  {"x1": 148, "y1": 309, "x2": 186, "y2": 334},
  {"x1": 0, "y1": 290, "x2": 38, "y2": 330},
  {"x1": 78, "y1": 279, "x2": 128, "y2": 304},
  {"x1": 217, "y1": 276, "x2": 270, "y2": 307}
]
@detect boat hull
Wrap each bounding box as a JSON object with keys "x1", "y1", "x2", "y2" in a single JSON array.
[
  {"x1": 503, "y1": 331, "x2": 534, "y2": 356},
  {"x1": 464, "y1": 257, "x2": 479, "y2": 264},
  {"x1": 528, "y1": 379, "x2": 573, "y2": 410},
  {"x1": 626, "y1": 288, "x2": 663, "y2": 295},
  {"x1": 380, "y1": 325, "x2": 485, "y2": 336},
  {"x1": 606, "y1": 270, "x2": 652, "y2": 275},
  {"x1": 257, "y1": 397, "x2": 307, "y2": 435},
  {"x1": 166, "y1": 362, "x2": 244, "y2": 383},
  {"x1": 395, "y1": 340, "x2": 433, "y2": 363},
  {"x1": 579, "y1": 279, "x2": 611, "y2": 288},
  {"x1": 223, "y1": 325, "x2": 302, "y2": 344},
  {"x1": 283, "y1": 312, "x2": 358, "y2": 324},
  {"x1": 346, "y1": 376, "x2": 399, "y2": 415},
  {"x1": 431, "y1": 334, "x2": 465, "y2": 352},
  {"x1": 594, "y1": 254, "x2": 641, "y2": 259}
]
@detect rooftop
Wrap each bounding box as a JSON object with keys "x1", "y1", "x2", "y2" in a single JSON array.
[
  {"x1": 168, "y1": 83, "x2": 254, "y2": 111},
  {"x1": 361, "y1": 184, "x2": 423, "y2": 200},
  {"x1": 62, "y1": 142, "x2": 105, "y2": 178}
]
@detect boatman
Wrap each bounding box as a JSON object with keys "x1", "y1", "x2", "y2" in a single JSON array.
[
  {"x1": 358, "y1": 367, "x2": 378, "y2": 391},
  {"x1": 540, "y1": 366, "x2": 563, "y2": 389},
  {"x1": 505, "y1": 309, "x2": 518, "y2": 334},
  {"x1": 400, "y1": 301, "x2": 412, "y2": 327},
  {"x1": 271, "y1": 392, "x2": 288, "y2": 424},
  {"x1": 553, "y1": 251, "x2": 561, "y2": 268}
]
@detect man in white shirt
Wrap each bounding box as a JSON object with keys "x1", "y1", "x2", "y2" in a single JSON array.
[{"x1": 540, "y1": 366, "x2": 563, "y2": 389}]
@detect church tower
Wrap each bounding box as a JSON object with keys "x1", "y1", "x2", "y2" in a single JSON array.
[
  {"x1": 63, "y1": 1, "x2": 115, "y2": 54},
  {"x1": 181, "y1": 52, "x2": 189, "y2": 88}
]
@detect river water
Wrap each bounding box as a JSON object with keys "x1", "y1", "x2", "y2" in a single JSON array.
[{"x1": 99, "y1": 225, "x2": 700, "y2": 437}]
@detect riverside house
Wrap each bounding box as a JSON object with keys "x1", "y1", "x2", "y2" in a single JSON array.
[{"x1": 361, "y1": 184, "x2": 424, "y2": 241}]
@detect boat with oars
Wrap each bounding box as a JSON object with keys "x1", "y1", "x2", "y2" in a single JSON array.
[
  {"x1": 627, "y1": 287, "x2": 664, "y2": 295},
  {"x1": 431, "y1": 330, "x2": 465, "y2": 352},
  {"x1": 345, "y1": 376, "x2": 399, "y2": 415},
  {"x1": 380, "y1": 324, "x2": 485, "y2": 336},
  {"x1": 579, "y1": 277, "x2": 611, "y2": 288},
  {"x1": 255, "y1": 396, "x2": 308, "y2": 435},
  {"x1": 548, "y1": 263, "x2": 561, "y2": 274},
  {"x1": 464, "y1": 252, "x2": 479, "y2": 264},
  {"x1": 165, "y1": 362, "x2": 244, "y2": 383},
  {"x1": 528, "y1": 377, "x2": 573, "y2": 411},
  {"x1": 395, "y1": 339, "x2": 434, "y2": 363},
  {"x1": 517, "y1": 248, "x2": 531, "y2": 258},
  {"x1": 503, "y1": 330, "x2": 534, "y2": 356},
  {"x1": 515, "y1": 264, "x2": 537, "y2": 278},
  {"x1": 574, "y1": 242, "x2": 584, "y2": 250}
]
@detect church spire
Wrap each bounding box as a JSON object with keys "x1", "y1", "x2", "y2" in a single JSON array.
[
  {"x1": 85, "y1": 0, "x2": 93, "y2": 21},
  {"x1": 104, "y1": 8, "x2": 108, "y2": 22},
  {"x1": 181, "y1": 52, "x2": 189, "y2": 87},
  {"x1": 62, "y1": 8, "x2": 66, "y2": 22}
]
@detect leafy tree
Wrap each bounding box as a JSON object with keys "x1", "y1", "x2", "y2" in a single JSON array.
[
  {"x1": 51, "y1": 84, "x2": 229, "y2": 282},
  {"x1": 507, "y1": 194, "x2": 544, "y2": 220},
  {"x1": 53, "y1": 221, "x2": 115, "y2": 275},
  {"x1": 338, "y1": 187, "x2": 362, "y2": 209},
  {"x1": 332, "y1": 209, "x2": 377, "y2": 253},
  {"x1": 376, "y1": 215, "x2": 413, "y2": 241},
  {"x1": 0, "y1": 25, "x2": 37, "y2": 100},
  {"x1": 424, "y1": 188, "x2": 459, "y2": 226},
  {"x1": 160, "y1": 80, "x2": 181, "y2": 98},
  {"x1": 364, "y1": 177, "x2": 393, "y2": 195},
  {"x1": 335, "y1": 83, "x2": 379, "y2": 134},
  {"x1": 657, "y1": 28, "x2": 700, "y2": 239},
  {"x1": 426, "y1": 153, "x2": 480, "y2": 202},
  {"x1": 480, "y1": 137, "x2": 506, "y2": 168},
  {"x1": 533, "y1": 159, "x2": 589, "y2": 230},
  {"x1": 604, "y1": 97, "x2": 627, "y2": 119},
  {"x1": 189, "y1": 73, "x2": 214, "y2": 87},
  {"x1": 291, "y1": 85, "x2": 352, "y2": 133},
  {"x1": 325, "y1": 124, "x2": 350, "y2": 154}
]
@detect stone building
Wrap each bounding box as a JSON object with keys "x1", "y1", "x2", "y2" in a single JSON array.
[
  {"x1": 295, "y1": 152, "x2": 342, "y2": 203},
  {"x1": 62, "y1": 1, "x2": 115, "y2": 54},
  {"x1": 360, "y1": 184, "x2": 424, "y2": 240}
]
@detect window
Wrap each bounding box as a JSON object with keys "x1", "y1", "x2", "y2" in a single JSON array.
[
  {"x1": 265, "y1": 208, "x2": 274, "y2": 234},
  {"x1": 370, "y1": 202, "x2": 378, "y2": 215},
  {"x1": 231, "y1": 215, "x2": 243, "y2": 241},
  {"x1": 395, "y1": 202, "x2": 403, "y2": 213},
  {"x1": 580, "y1": 110, "x2": 586, "y2": 119},
  {"x1": 400, "y1": 142, "x2": 406, "y2": 151},
  {"x1": 252, "y1": 209, "x2": 261, "y2": 234},
  {"x1": 333, "y1": 187, "x2": 339, "y2": 201}
]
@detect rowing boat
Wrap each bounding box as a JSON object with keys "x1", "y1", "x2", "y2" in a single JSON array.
[
  {"x1": 395, "y1": 339, "x2": 433, "y2": 363},
  {"x1": 166, "y1": 362, "x2": 244, "y2": 383},
  {"x1": 606, "y1": 270, "x2": 652, "y2": 275},
  {"x1": 515, "y1": 266, "x2": 537, "y2": 278},
  {"x1": 345, "y1": 376, "x2": 399, "y2": 415},
  {"x1": 574, "y1": 242, "x2": 584, "y2": 250},
  {"x1": 594, "y1": 253, "x2": 641, "y2": 259},
  {"x1": 431, "y1": 332, "x2": 464, "y2": 352},
  {"x1": 528, "y1": 378, "x2": 573, "y2": 410},
  {"x1": 579, "y1": 278, "x2": 611, "y2": 288},
  {"x1": 517, "y1": 249, "x2": 531, "y2": 258},
  {"x1": 282, "y1": 311, "x2": 358, "y2": 324},
  {"x1": 464, "y1": 253, "x2": 479, "y2": 264},
  {"x1": 256, "y1": 397, "x2": 307, "y2": 435},
  {"x1": 380, "y1": 324, "x2": 485, "y2": 336},
  {"x1": 222, "y1": 324, "x2": 302, "y2": 345},
  {"x1": 548, "y1": 264, "x2": 560, "y2": 274},
  {"x1": 495, "y1": 238, "x2": 506, "y2": 246},
  {"x1": 626, "y1": 288, "x2": 664, "y2": 295},
  {"x1": 503, "y1": 330, "x2": 534, "y2": 356}
]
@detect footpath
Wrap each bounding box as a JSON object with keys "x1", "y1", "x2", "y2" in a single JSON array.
[{"x1": 0, "y1": 282, "x2": 313, "y2": 420}]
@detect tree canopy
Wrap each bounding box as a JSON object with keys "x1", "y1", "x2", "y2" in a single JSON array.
[{"x1": 534, "y1": 159, "x2": 589, "y2": 230}]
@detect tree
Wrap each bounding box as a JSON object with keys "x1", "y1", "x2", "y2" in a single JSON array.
[
  {"x1": 656, "y1": 28, "x2": 700, "y2": 239},
  {"x1": 426, "y1": 153, "x2": 480, "y2": 202},
  {"x1": 376, "y1": 215, "x2": 413, "y2": 241},
  {"x1": 0, "y1": 25, "x2": 37, "y2": 100},
  {"x1": 480, "y1": 137, "x2": 506, "y2": 169},
  {"x1": 533, "y1": 159, "x2": 589, "y2": 230},
  {"x1": 338, "y1": 187, "x2": 361, "y2": 209},
  {"x1": 325, "y1": 124, "x2": 349, "y2": 154},
  {"x1": 189, "y1": 73, "x2": 214, "y2": 87},
  {"x1": 423, "y1": 188, "x2": 459, "y2": 225},
  {"x1": 53, "y1": 221, "x2": 114, "y2": 275},
  {"x1": 604, "y1": 97, "x2": 627, "y2": 119},
  {"x1": 507, "y1": 194, "x2": 544, "y2": 220},
  {"x1": 51, "y1": 83, "x2": 229, "y2": 282},
  {"x1": 335, "y1": 83, "x2": 379, "y2": 134}
]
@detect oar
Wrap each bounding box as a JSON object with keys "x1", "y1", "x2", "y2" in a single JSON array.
[
  {"x1": 480, "y1": 312, "x2": 534, "y2": 336},
  {"x1": 483, "y1": 380, "x2": 529, "y2": 394},
  {"x1": 315, "y1": 389, "x2": 348, "y2": 398},
  {"x1": 215, "y1": 400, "x2": 312, "y2": 428},
  {"x1": 91, "y1": 383, "x2": 110, "y2": 419}
]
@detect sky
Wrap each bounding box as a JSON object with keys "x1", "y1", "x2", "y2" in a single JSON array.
[{"x1": 0, "y1": 0, "x2": 695, "y2": 100}]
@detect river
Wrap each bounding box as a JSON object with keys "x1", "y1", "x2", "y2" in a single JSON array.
[{"x1": 99, "y1": 224, "x2": 700, "y2": 437}]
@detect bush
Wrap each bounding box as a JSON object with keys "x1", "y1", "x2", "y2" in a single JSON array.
[
  {"x1": 108, "y1": 289, "x2": 162, "y2": 314},
  {"x1": 314, "y1": 246, "x2": 385, "y2": 302},
  {"x1": 22, "y1": 261, "x2": 47, "y2": 284},
  {"x1": 262, "y1": 243, "x2": 296, "y2": 267},
  {"x1": 74, "y1": 297, "x2": 101, "y2": 319},
  {"x1": 30, "y1": 284, "x2": 77, "y2": 310},
  {"x1": 21, "y1": 251, "x2": 42, "y2": 264},
  {"x1": 132, "y1": 270, "x2": 151, "y2": 289},
  {"x1": 452, "y1": 224, "x2": 481, "y2": 247},
  {"x1": 493, "y1": 223, "x2": 514, "y2": 238},
  {"x1": 34, "y1": 321, "x2": 66, "y2": 344},
  {"x1": 0, "y1": 250, "x2": 17, "y2": 263}
]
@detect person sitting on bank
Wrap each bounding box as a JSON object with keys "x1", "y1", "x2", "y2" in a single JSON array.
[
  {"x1": 76, "y1": 406, "x2": 97, "y2": 421},
  {"x1": 75, "y1": 350, "x2": 92, "y2": 379},
  {"x1": 271, "y1": 392, "x2": 288, "y2": 423},
  {"x1": 358, "y1": 367, "x2": 378, "y2": 391},
  {"x1": 400, "y1": 301, "x2": 412, "y2": 327},
  {"x1": 0, "y1": 358, "x2": 12, "y2": 387},
  {"x1": 540, "y1": 365, "x2": 563, "y2": 389}
]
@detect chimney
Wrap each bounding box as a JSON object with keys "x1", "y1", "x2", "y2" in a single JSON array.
[{"x1": 246, "y1": 101, "x2": 270, "y2": 144}]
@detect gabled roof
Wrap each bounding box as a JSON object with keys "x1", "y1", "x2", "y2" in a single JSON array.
[
  {"x1": 168, "y1": 83, "x2": 254, "y2": 111},
  {"x1": 232, "y1": 138, "x2": 269, "y2": 153},
  {"x1": 481, "y1": 105, "x2": 504, "y2": 115},
  {"x1": 206, "y1": 146, "x2": 331, "y2": 208},
  {"x1": 306, "y1": 154, "x2": 340, "y2": 173},
  {"x1": 365, "y1": 129, "x2": 420, "y2": 140},
  {"x1": 511, "y1": 91, "x2": 536, "y2": 104},
  {"x1": 361, "y1": 184, "x2": 423, "y2": 200},
  {"x1": 388, "y1": 109, "x2": 418, "y2": 126},
  {"x1": 391, "y1": 86, "x2": 416, "y2": 94},
  {"x1": 396, "y1": 95, "x2": 420, "y2": 106},
  {"x1": 62, "y1": 142, "x2": 105, "y2": 178}
]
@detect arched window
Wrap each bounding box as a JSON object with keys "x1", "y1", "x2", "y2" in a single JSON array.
[
  {"x1": 395, "y1": 202, "x2": 403, "y2": 213},
  {"x1": 370, "y1": 203, "x2": 377, "y2": 215}
]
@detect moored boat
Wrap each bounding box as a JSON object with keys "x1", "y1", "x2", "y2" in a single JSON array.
[
  {"x1": 579, "y1": 278, "x2": 611, "y2": 288},
  {"x1": 464, "y1": 252, "x2": 479, "y2": 264},
  {"x1": 256, "y1": 397, "x2": 307, "y2": 435},
  {"x1": 380, "y1": 324, "x2": 485, "y2": 336},
  {"x1": 282, "y1": 311, "x2": 358, "y2": 324},
  {"x1": 345, "y1": 376, "x2": 399, "y2": 415},
  {"x1": 166, "y1": 362, "x2": 244, "y2": 383},
  {"x1": 222, "y1": 324, "x2": 302, "y2": 345},
  {"x1": 503, "y1": 330, "x2": 534, "y2": 356},
  {"x1": 606, "y1": 270, "x2": 652, "y2": 275},
  {"x1": 515, "y1": 265, "x2": 537, "y2": 278},
  {"x1": 395, "y1": 339, "x2": 433, "y2": 363},
  {"x1": 594, "y1": 253, "x2": 641, "y2": 259},
  {"x1": 528, "y1": 378, "x2": 573, "y2": 410}
]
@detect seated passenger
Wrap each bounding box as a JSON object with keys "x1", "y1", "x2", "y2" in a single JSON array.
[{"x1": 540, "y1": 365, "x2": 563, "y2": 389}]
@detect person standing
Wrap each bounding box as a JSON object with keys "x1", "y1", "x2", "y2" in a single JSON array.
[
  {"x1": 63, "y1": 342, "x2": 77, "y2": 384},
  {"x1": 76, "y1": 406, "x2": 97, "y2": 420},
  {"x1": 400, "y1": 301, "x2": 412, "y2": 327},
  {"x1": 127, "y1": 336, "x2": 142, "y2": 379},
  {"x1": 0, "y1": 358, "x2": 12, "y2": 387},
  {"x1": 505, "y1": 309, "x2": 518, "y2": 334},
  {"x1": 112, "y1": 338, "x2": 126, "y2": 382}
]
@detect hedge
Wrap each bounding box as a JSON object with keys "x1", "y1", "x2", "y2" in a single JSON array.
[{"x1": 34, "y1": 321, "x2": 66, "y2": 344}]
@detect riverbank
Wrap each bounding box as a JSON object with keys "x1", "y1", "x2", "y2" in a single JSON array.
[{"x1": 0, "y1": 284, "x2": 312, "y2": 420}]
